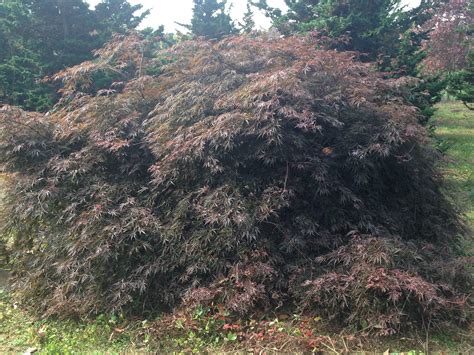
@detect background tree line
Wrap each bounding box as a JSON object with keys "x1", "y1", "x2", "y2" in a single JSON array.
[
  {"x1": 181, "y1": 0, "x2": 473, "y2": 113},
  {"x1": 0, "y1": 0, "x2": 472, "y2": 113},
  {"x1": 0, "y1": 0, "x2": 151, "y2": 111}
]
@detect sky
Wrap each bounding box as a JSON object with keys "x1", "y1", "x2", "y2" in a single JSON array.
[{"x1": 87, "y1": 0, "x2": 422, "y2": 33}]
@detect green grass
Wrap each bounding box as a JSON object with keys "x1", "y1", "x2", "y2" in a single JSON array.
[
  {"x1": 0, "y1": 290, "x2": 142, "y2": 354},
  {"x1": 0, "y1": 101, "x2": 473, "y2": 354},
  {"x1": 432, "y1": 101, "x2": 474, "y2": 227}
]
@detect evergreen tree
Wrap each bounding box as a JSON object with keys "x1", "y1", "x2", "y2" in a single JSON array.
[
  {"x1": 240, "y1": 2, "x2": 256, "y2": 33},
  {"x1": 252, "y1": 0, "x2": 320, "y2": 34},
  {"x1": 254, "y1": 0, "x2": 404, "y2": 61},
  {"x1": 0, "y1": 0, "x2": 149, "y2": 111},
  {"x1": 315, "y1": 0, "x2": 403, "y2": 61},
  {"x1": 25, "y1": 0, "x2": 100, "y2": 73},
  {"x1": 0, "y1": 0, "x2": 52, "y2": 110},
  {"x1": 253, "y1": 0, "x2": 447, "y2": 121},
  {"x1": 94, "y1": 0, "x2": 150, "y2": 41},
  {"x1": 446, "y1": 51, "x2": 473, "y2": 109},
  {"x1": 391, "y1": 0, "x2": 436, "y2": 76},
  {"x1": 186, "y1": 0, "x2": 236, "y2": 39}
]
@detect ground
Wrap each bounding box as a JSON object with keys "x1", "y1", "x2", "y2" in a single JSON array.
[
  {"x1": 433, "y1": 101, "x2": 474, "y2": 227},
  {"x1": 0, "y1": 101, "x2": 473, "y2": 354}
]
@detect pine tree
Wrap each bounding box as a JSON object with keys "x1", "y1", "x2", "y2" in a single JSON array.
[
  {"x1": 94, "y1": 0, "x2": 150, "y2": 41},
  {"x1": 187, "y1": 0, "x2": 236, "y2": 39},
  {"x1": 240, "y1": 2, "x2": 256, "y2": 33},
  {"x1": 254, "y1": 0, "x2": 404, "y2": 61},
  {"x1": 0, "y1": 0, "x2": 149, "y2": 111},
  {"x1": 25, "y1": 0, "x2": 100, "y2": 73},
  {"x1": 0, "y1": 0, "x2": 51, "y2": 110}
]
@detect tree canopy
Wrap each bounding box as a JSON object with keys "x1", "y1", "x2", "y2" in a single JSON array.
[
  {"x1": 0, "y1": 0, "x2": 148, "y2": 111},
  {"x1": 183, "y1": 0, "x2": 237, "y2": 39},
  {"x1": 422, "y1": 0, "x2": 473, "y2": 109},
  {"x1": 240, "y1": 2, "x2": 256, "y2": 33},
  {"x1": 254, "y1": 0, "x2": 406, "y2": 61},
  {"x1": 0, "y1": 0, "x2": 51, "y2": 110}
]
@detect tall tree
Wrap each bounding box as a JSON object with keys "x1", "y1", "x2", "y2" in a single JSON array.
[
  {"x1": 422, "y1": 0, "x2": 474, "y2": 109},
  {"x1": 0, "y1": 0, "x2": 149, "y2": 111},
  {"x1": 240, "y1": 1, "x2": 256, "y2": 33},
  {"x1": 94, "y1": 0, "x2": 150, "y2": 41},
  {"x1": 0, "y1": 0, "x2": 51, "y2": 110},
  {"x1": 422, "y1": 0, "x2": 473, "y2": 73},
  {"x1": 390, "y1": 0, "x2": 435, "y2": 76},
  {"x1": 26, "y1": 0, "x2": 100, "y2": 73},
  {"x1": 253, "y1": 0, "x2": 449, "y2": 120},
  {"x1": 186, "y1": 0, "x2": 236, "y2": 39},
  {"x1": 254, "y1": 0, "x2": 405, "y2": 61},
  {"x1": 315, "y1": 0, "x2": 404, "y2": 61}
]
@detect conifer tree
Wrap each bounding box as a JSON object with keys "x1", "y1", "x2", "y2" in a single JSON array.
[
  {"x1": 25, "y1": 0, "x2": 100, "y2": 73},
  {"x1": 187, "y1": 0, "x2": 236, "y2": 39},
  {"x1": 254, "y1": 0, "x2": 404, "y2": 61},
  {"x1": 240, "y1": 2, "x2": 256, "y2": 33},
  {"x1": 0, "y1": 0, "x2": 149, "y2": 111},
  {"x1": 0, "y1": 0, "x2": 51, "y2": 110},
  {"x1": 253, "y1": 0, "x2": 447, "y2": 121},
  {"x1": 94, "y1": 0, "x2": 150, "y2": 41}
]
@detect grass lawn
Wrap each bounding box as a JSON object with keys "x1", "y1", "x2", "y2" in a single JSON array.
[
  {"x1": 432, "y1": 101, "x2": 474, "y2": 228},
  {"x1": 0, "y1": 101, "x2": 473, "y2": 354}
]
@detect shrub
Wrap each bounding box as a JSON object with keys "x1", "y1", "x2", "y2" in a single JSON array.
[
  {"x1": 299, "y1": 235, "x2": 471, "y2": 334},
  {"x1": 0, "y1": 34, "x2": 470, "y2": 333}
]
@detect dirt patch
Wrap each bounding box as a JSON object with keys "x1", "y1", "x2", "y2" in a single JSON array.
[{"x1": 0, "y1": 269, "x2": 10, "y2": 291}]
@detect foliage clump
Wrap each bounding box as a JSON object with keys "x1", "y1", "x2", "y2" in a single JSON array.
[
  {"x1": 421, "y1": 0, "x2": 473, "y2": 109},
  {"x1": 0, "y1": 34, "x2": 470, "y2": 334}
]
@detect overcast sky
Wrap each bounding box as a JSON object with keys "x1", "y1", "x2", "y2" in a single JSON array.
[{"x1": 87, "y1": 0, "x2": 422, "y2": 33}]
